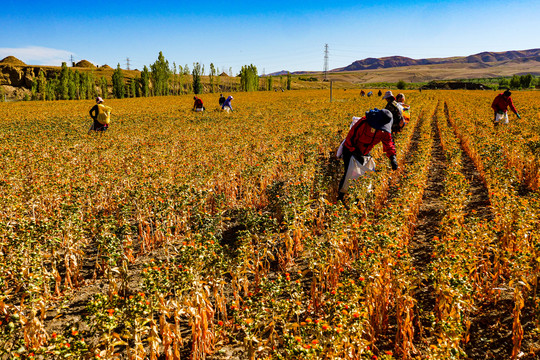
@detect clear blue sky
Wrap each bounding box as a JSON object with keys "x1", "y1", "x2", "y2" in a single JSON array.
[{"x1": 2, "y1": 0, "x2": 539, "y2": 74}]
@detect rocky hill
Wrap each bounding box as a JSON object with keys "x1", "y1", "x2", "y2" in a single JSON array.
[{"x1": 0, "y1": 57, "x2": 140, "y2": 99}]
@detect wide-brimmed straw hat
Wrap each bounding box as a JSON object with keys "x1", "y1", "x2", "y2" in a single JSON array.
[
  {"x1": 95, "y1": 97, "x2": 104, "y2": 103},
  {"x1": 382, "y1": 91, "x2": 395, "y2": 100}
]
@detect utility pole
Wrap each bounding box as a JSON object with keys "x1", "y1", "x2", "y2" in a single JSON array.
[
  {"x1": 323, "y1": 44, "x2": 329, "y2": 81},
  {"x1": 126, "y1": 57, "x2": 131, "y2": 70},
  {"x1": 70, "y1": 54, "x2": 75, "y2": 67}
]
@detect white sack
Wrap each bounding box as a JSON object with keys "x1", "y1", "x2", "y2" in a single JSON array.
[
  {"x1": 341, "y1": 156, "x2": 376, "y2": 192},
  {"x1": 495, "y1": 112, "x2": 509, "y2": 124},
  {"x1": 337, "y1": 116, "x2": 362, "y2": 158}
]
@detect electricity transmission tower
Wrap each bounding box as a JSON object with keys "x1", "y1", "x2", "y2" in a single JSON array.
[
  {"x1": 323, "y1": 44, "x2": 329, "y2": 81},
  {"x1": 126, "y1": 57, "x2": 131, "y2": 70}
]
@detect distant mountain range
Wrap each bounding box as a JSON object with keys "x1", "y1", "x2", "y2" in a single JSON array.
[
  {"x1": 268, "y1": 48, "x2": 540, "y2": 76},
  {"x1": 335, "y1": 48, "x2": 540, "y2": 71}
]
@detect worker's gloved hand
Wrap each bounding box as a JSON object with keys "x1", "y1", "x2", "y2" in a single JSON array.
[
  {"x1": 389, "y1": 155, "x2": 398, "y2": 171},
  {"x1": 517, "y1": 113, "x2": 521, "y2": 119}
]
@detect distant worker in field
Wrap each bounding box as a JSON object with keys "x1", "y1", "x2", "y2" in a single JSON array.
[
  {"x1": 395, "y1": 93, "x2": 411, "y2": 129},
  {"x1": 382, "y1": 91, "x2": 405, "y2": 134},
  {"x1": 336, "y1": 109, "x2": 398, "y2": 203},
  {"x1": 360, "y1": 90, "x2": 366, "y2": 97},
  {"x1": 218, "y1": 93, "x2": 226, "y2": 107},
  {"x1": 88, "y1": 97, "x2": 112, "y2": 133},
  {"x1": 378, "y1": 89, "x2": 382, "y2": 97},
  {"x1": 367, "y1": 91, "x2": 373, "y2": 97},
  {"x1": 221, "y1": 95, "x2": 234, "y2": 113},
  {"x1": 193, "y1": 96, "x2": 205, "y2": 112},
  {"x1": 491, "y1": 89, "x2": 521, "y2": 125}
]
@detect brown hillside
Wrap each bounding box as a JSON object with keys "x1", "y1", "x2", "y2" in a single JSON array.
[
  {"x1": 75, "y1": 60, "x2": 96, "y2": 68},
  {"x1": 336, "y1": 48, "x2": 540, "y2": 71},
  {"x1": 0, "y1": 56, "x2": 27, "y2": 66},
  {"x1": 99, "y1": 64, "x2": 113, "y2": 70},
  {"x1": 322, "y1": 59, "x2": 540, "y2": 84}
]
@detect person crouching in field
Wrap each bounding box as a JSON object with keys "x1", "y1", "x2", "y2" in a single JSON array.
[
  {"x1": 193, "y1": 96, "x2": 205, "y2": 112},
  {"x1": 382, "y1": 91, "x2": 405, "y2": 134},
  {"x1": 337, "y1": 109, "x2": 398, "y2": 203},
  {"x1": 395, "y1": 93, "x2": 411, "y2": 129},
  {"x1": 221, "y1": 95, "x2": 234, "y2": 113},
  {"x1": 492, "y1": 89, "x2": 521, "y2": 126},
  {"x1": 88, "y1": 97, "x2": 112, "y2": 133},
  {"x1": 219, "y1": 93, "x2": 226, "y2": 107}
]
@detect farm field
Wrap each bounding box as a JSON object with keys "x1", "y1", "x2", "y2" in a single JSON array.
[{"x1": 0, "y1": 89, "x2": 539, "y2": 359}]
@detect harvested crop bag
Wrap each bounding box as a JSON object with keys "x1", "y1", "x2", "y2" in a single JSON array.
[
  {"x1": 97, "y1": 104, "x2": 112, "y2": 125},
  {"x1": 341, "y1": 155, "x2": 376, "y2": 192},
  {"x1": 336, "y1": 116, "x2": 362, "y2": 158},
  {"x1": 495, "y1": 111, "x2": 508, "y2": 124}
]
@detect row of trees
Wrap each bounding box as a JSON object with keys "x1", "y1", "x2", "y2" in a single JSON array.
[
  {"x1": 30, "y1": 63, "x2": 100, "y2": 100},
  {"x1": 499, "y1": 74, "x2": 538, "y2": 89},
  {"x1": 26, "y1": 51, "x2": 293, "y2": 101}
]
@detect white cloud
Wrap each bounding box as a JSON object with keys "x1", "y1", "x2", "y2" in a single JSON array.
[{"x1": 0, "y1": 46, "x2": 75, "y2": 66}]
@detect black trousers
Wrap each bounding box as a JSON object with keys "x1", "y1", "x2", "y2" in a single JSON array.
[{"x1": 92, "y1": 119, "x2": 108, "y2": 131}]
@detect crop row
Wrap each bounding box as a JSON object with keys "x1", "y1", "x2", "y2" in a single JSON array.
[{"x1": 444, "y1": 92, "x2": 540, "y2": 359}]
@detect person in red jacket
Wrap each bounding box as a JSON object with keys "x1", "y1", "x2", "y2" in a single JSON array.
[
  {"x1": 337, "y1": 108, "x2": 398, "y2": 202},
  {"x1": 193, "y1": 96, "x2": 204, "y2": 112},
  {"x1": 491, "y1": 89, "x2": 521, "y2": 125}
]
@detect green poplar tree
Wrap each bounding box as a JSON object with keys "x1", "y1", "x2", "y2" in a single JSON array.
[
  {"x1": 209, "y1": 63, "x2": 216, "y2": 93},
  {"x1": 37, "y1": 70, "x2": 47, "y2": 99},
  {"x1": 141, "y1": 66, "x2": 150, "y2": 97},
  {"x1": 112, "y1": 64, "x2": 125, "y2": 99},
  {"x1": 151, "y1": 51, "x2": 172, "y2": 96},
  {"x1": 286, "y1": 72, "x2": 292, "y2": 90},
  {"x1": 216, "y1": 66, "x2": 220, "y2": 93},
  {"x1": 31, "y1": 80, "x2": 38, "y2": 100},
  {"x1": 68, "y1": 70, "x2": 77, "y2": 99},
  {"x1": 130, "y1": 80, "x2": 136, "y2": 98},
  {"x1": 172, "y1": 62, "x2": 178, "y2": 95},
  {"x1": 192, "y1": 62, "x2": 203, "y2": 94},
  {"x1": 520, "y1": 74, "x2": 533, "y2": 89},
  {"x1": 178, "y1": 65, "x2": 184, "y2": 94},
  {"x1": 239, "y1": 64, "x2": 258, "y2": 92},
  {"x1": 59, "y1": 62, "x2": 70, "y2": 100},
  {"x1": 134, "y1": 77, "x2": 141, "y2": 97},
  {"x1": 74, "y1": 71, "x2": 81, "y2": 99},
  {"x1": 46, "y1": 76, "x2": 58, "y2": 100},
  {"x1": 86, "y1": 71, "x2": 96, "y2": 99},
  {"x1": 100, "y1": 76, "x2": 108, "y2": 99},
  {"x1": 509, "y1": 75, "x2": 520, "y2": 89},
  {"x1": 79, "y1": 73, "x2": 87, "y2": 100}
]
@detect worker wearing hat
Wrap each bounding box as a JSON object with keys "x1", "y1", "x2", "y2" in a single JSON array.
[
  {"x1": 383, "y1": 90, "x2": 405, "y2": 134},
  {"x1": 337, "y1": 108, "x2": 398, "y2": 203},
  {"x1": 88, "y1": 97, "x2": 112, "y2": 133}
]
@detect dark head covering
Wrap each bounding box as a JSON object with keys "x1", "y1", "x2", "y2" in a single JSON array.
[
  {"x1": 366, "y1": 108, "x2": 393, "y2": 133},
  {"x1": 503, "y1": 89, "x2": 511, "y2": 97}
]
